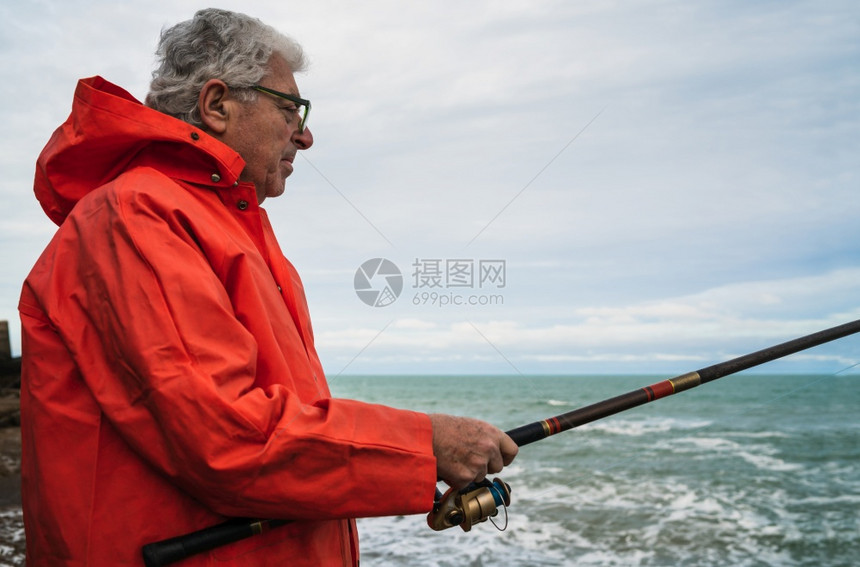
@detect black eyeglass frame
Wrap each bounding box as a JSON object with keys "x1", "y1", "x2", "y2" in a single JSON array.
[{"x1": 252, "y1": 85, "x2": 311, "y2": 134}]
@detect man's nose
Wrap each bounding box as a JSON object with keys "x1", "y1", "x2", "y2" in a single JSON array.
[{"x1": 294, "y1": 126, "x2": 313, "y2": 150}]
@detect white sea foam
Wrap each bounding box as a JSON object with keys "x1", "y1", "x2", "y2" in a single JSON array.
[
  {"x1": 723, "y1": 430, "x2": 791, "y2": 439},
  {"x1": 736, "y1": 449, "x2": 803, "y2": 472},
  {"x1": 581, "y1": 416, "x2": 713, "y2": 436},
  {"x1": 793, "y1": 493, "x2": 860, "y2": 506},
  {"x1": 668, "y1": 436, "x2": 804, "y2": 472}
]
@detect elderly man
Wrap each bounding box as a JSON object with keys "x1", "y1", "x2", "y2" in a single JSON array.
[{"x1": 19, "y1": 8, "x2": 516, "y2": 566}]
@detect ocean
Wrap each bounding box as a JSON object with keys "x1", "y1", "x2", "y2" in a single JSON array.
[
  {"x1": 2, "y1": 374, "x2": 856, "y2": 566},
  {"x1": 328, "y1": 374, "x2": 860, "y2": 567}
]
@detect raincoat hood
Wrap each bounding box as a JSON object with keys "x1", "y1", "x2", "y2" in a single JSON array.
[{"x1": 35, "y1": 76, "x2": 246, "y2": 225}]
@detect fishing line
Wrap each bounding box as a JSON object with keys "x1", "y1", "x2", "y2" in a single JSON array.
[
  {"x1": 466, "y1": 319, "x2": 580, "y2": 429},
  {"x1": 833, "y1": 360, "x2": 860, "y2": 375}
]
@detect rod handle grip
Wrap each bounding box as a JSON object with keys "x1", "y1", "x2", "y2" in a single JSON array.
[{"x1": 142, "y1": 518, "x2": 288, "y2": 567}]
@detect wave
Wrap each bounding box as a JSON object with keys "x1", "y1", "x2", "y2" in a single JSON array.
[{"x1": 581, "y1": 416, "x2": 713, "y2": 436}]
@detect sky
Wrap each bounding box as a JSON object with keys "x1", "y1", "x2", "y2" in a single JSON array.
[{"x1": 1, "y1": 0, "x2": 858, "y2": 376}]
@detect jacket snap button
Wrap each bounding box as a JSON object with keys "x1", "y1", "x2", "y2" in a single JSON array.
[
  {"x1": 237, "y1": 200, "x2": 249, "y2": 210},
  {"x1": 211, "y1": 173, "x2": 222, "y2": 183},
  {"x1": 190, "y1": 132, "x2": 200, "y2": 140}
]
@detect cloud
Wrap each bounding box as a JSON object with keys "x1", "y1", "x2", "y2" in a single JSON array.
[
  {"x1": 1, "y1": 1, "x2": 858, "y2": 374},
  {"x1": 315, "y1": 268, "x2": 860, "y2": 374}
]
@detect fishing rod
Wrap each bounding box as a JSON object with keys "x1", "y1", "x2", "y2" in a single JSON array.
[
  {"x1": 142, "y1": 318, "x2": 860, "y2": 566},
  {"x1": 428, "y1": 316, "x2": 860, "y2": 530},
  {"x1": 506, "y1": 317, "x2": 860, "y2": 447}
]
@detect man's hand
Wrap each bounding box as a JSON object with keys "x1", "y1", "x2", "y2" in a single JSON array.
[{"x1": 428, "y1": 414, "x2": 519, "y2": 489}]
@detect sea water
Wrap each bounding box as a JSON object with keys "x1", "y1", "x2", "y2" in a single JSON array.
[
  {"x1": 1, "y1": 374, "x2": 855, "y2": 566},
  {"x1": 328, "y1": 374, "x2": 860, "y2": 567}
]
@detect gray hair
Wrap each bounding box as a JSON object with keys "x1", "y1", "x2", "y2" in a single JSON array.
[{"x1": 145, "y1": 8, "x2": 306, "y2": 127}]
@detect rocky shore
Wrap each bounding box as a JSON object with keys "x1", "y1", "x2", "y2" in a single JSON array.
[
  {"x1": 0, "y1": 356, "x2": 24, "y2": 566},
  {"x1": 0, "y1": 425, "x2": 22, "y2": 566}
]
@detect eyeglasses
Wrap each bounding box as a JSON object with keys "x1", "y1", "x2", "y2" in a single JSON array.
[{"x1": 252, "y1": 85, "x2": 311, "y2": 134}]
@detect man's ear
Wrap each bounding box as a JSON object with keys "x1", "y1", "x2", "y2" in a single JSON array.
[{"x1": 198, "y1": 79, "x2": 233, "y2": 135}]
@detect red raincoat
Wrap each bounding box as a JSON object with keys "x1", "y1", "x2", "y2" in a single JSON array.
[{"x1": 19, "y1": 76, "x2": 437, "y2": 566}]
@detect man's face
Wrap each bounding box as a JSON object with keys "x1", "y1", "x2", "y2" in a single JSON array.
[{"x1": 225, "y1": 55, "x2": 314, "y2": 204}]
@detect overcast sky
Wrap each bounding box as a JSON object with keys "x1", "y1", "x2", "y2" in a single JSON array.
[{"x1": 1, "y1": 0, "x2": 858, "y2": 376}]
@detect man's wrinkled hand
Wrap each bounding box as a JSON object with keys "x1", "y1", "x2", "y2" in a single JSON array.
[{"x1": 428, "y1": 414, "x2": 518, "y2": 489}]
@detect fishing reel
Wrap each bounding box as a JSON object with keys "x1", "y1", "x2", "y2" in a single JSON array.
[{"x1": 427, "y1": 477, "x2": 511, "y2": 532}]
